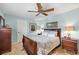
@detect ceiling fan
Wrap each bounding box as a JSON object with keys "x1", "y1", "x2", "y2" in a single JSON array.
[{"x1": 28, "y1": 3, "x2": 54, "y2": 16}]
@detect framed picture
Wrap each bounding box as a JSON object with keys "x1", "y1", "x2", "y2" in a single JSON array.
[
  {"x1": 29, "y1": 23, "x2": 37, "y2": 32},
  {"x1": 46, "y1": 21, "x2": 58, "y2": 29}
]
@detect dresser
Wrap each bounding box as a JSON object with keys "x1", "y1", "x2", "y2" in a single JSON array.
[
  {"x1": 0, "y1": 27, "x2": 12, "y2": 54},
  {"x1": 62, "y1": 37, "x2": 77, "y2": 54}
]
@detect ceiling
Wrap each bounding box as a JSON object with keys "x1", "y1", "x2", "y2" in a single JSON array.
[{"x1": 0, "y1": 3, "x2": 79, "y2": 19}]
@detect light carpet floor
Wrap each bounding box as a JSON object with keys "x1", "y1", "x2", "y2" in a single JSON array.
[{"x1": 2, "y1": 42, "x2": 79, "y2": 55}]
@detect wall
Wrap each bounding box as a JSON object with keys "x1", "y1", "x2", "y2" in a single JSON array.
[
  {"x1": 29, "y1": 15, "x2": 59, "y2": 31},
  {"x1": 0, "y1": 10, "x2": 4, "y2": 27},
  {"x1": 0, "y1": 9, "x2": 29, "y2": 43},
  {"x1": 56, "y1": 8, "x2": 79, "y2": 38},
  {"x1": 4, "y1": 14, "x2": 29, "y2": 43},
  {"x1": 0, "y1": 10, "x2": 4, "y2": 17},
  {"x1": 4, "y1": 14, "x2": 18, "y2": 43}
]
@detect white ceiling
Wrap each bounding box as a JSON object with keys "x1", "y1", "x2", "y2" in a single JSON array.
[{"x1": 0, "y1": 3, "x2": 79, "y2": 19}]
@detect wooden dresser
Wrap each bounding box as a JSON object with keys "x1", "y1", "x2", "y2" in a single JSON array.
[
  {"x1": 0, "y1": 27, "x2": 12, "y2": 54},
  {"x1": 62, "y1": 37, "x2": 77, "y2": 54}
]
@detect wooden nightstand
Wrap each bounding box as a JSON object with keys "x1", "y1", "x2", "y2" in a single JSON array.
[{"x1": 62, "y1": 37, "x2": 78, "y2": 54}]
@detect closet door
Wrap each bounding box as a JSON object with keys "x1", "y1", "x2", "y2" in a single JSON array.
[{"x1": 17, "y1": 19, "x2": 28, "y2": 42}]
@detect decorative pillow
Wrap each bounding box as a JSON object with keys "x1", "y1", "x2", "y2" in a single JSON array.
[
  {"x1": 42, "y1": 31, "x2": 57, "y2": 37},
  {"x1": 47, "y1": 31, "x2": 57, "y2": 37},
  {"x1": 42, "y1": 32, "x2": 48, "y2": 36},
  {"x1": 27, "y1": 31, "x2": 37, "y2": 35}
]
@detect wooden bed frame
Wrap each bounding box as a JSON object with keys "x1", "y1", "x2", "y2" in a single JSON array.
[{"x1": 22, "y1": 28, "x2": 61, "y2": 55}]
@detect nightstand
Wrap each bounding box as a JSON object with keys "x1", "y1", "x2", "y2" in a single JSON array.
[{"x1": 62, "y1": 37, "x2": 78, "y2": 54}]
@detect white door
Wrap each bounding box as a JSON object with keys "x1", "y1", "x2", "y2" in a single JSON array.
[{"x1": 17, "y1": 19, "x2": 28, "y2": 42}]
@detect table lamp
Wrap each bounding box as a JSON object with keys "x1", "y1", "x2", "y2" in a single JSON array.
[{"x1": 65, "y1": 25, "x2": 75, "y2": 38}]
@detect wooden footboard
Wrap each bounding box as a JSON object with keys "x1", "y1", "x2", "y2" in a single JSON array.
[{"x1": 22, "y1": 35, "x2": 37, "y2": 55}]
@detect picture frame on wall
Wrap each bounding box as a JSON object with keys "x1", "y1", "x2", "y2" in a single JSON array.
[
  {"x1": 29, "y1": 23, "x2": 37, "y2": 32},
  {"x1": 46, "y1": 21, "x2": 58, "y2": 29}
]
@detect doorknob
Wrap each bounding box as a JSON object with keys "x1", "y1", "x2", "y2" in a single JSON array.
[{"x1": 18, "y1": 32, "x2": 20, "y2": 33}]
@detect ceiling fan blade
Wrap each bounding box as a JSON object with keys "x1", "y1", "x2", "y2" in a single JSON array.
[
  {"x1": 42, "y1": 12, "x2": 48, "y2": 16},
  {"x1": 43, "y1": 8, "x2": 54, "y2": 12},
  {"x1": 28, "y1": 11, "x2": 38, "y2": 12},
  {"x1": 36, "y1": 3, "x2": 43, "y2": 11},
  {"x1": 36, "y1": 13, "x2": 40, "y2": 16}
]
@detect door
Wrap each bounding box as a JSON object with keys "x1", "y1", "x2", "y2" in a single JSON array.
[{"x1": 17, "y1": 19, "x2": 28, "y2": 42}]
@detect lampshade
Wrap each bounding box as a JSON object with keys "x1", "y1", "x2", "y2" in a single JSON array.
[
  {"x1": 65, "y1": 26, "x2": 75, "y2": 31},
  {"x1": 65, "y1": 25, "x2": 75, "y2": 38}
]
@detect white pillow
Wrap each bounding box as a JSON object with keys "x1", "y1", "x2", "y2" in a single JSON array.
[
  {"x1": 47, "y1": 32, "x2": 56, "y2": 37},
  {"x1": 42, "y1": 31, "x2": 57, "y2": 37},
  {"x1": 42, "y1": 32, "x2": 48, "y2": 36},
  {"x1": 47, "y1": 34, "x2": 55, "y2": 37},
  {"x1": 27, "y1": 31, "x2": 37, "y2": 35}
]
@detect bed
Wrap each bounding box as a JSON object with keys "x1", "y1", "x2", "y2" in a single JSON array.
[{"x1": 22, "y1": 28, "x2": 61, "y2": 55}]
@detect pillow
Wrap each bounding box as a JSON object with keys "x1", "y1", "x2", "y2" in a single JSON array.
[
  {"x1": 42, "y1": 31, "x2": 57, "y2": 37},
  {"x1": 47, "y1": 31, "x2": 57, "y2": 37},
  {"x1": 27, "y1": 31, "x2": 37, "y2": 35},
  {"x1": 42, "y1": 32, "x2": 48, "y2": 36},
  {"x1": 47, "y1": 34, "x2": 55, "y2": 37}
]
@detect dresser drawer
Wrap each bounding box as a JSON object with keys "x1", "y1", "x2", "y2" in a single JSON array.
[
  {"x1": 62, "y1": 44, "x2": 76, "y2": 52},
  {"x1": 62, "y1": 43, "x2": 76, "y2": 49},
  {"x1": 62, "y1": 40, "x2": 77, "y2": 45},
  {"x1": 62, "y1": 40, "x2": 76, "y2": 47}
]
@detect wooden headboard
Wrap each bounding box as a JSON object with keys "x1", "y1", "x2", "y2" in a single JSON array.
[{"x1": 44, "y1": 28, "x2": 61, "y2": 43}]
